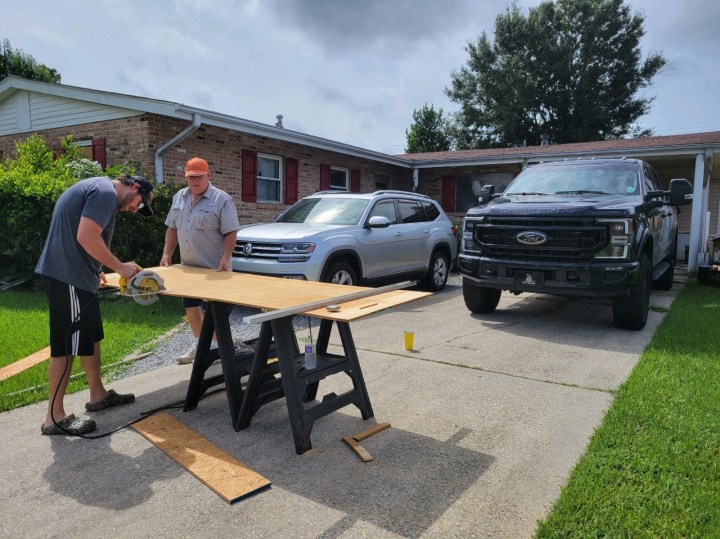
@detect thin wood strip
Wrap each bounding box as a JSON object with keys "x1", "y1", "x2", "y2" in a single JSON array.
[
  {"x1": 342, "y1": 435, "x2": 374, "y2": 462},
  {"x1": 132, "y1": 413, "x2": 271, "y2": 504},
  {"x1": 352, "y1": 421, "x2": 391, "y2": 442},
  {"x1": 0, "y1": 346, "x2": 50, "y2": 381}
]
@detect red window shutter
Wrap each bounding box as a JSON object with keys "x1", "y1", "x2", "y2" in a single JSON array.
[
  {"x1": 242, "y1": 150, "x2": 257, "y2": 202},
  {"x1": 285, "y1": 158, "x2": 298, "y2": 205},
  {"x1": 92, "y1": 138, "x2": 106, "y2": 169},
  {"x1": 350, "y1": 169, "x2": 361, "y2": 192},
  {"x1": 52, "y1": 142, "x2": 65, "y2": 159},
  {"x1": 441, "y1": 175, "x2": 455, "y2": 213},
  {"x1": 320, "y1": 164, "x2": 330, "y2": 191}
]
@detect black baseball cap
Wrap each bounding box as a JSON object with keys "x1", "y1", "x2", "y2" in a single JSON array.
[{"x1": 131, "y1": 176, "x2": 154, "y2": 216}]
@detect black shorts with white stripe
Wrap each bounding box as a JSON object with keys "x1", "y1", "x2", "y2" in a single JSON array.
[{"x1": 45, "y1": 276, "x2": 104, "y2": 358}]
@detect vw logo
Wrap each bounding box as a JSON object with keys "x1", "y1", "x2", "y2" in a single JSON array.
[
  {"x1": 516, "y1": 231, "x2": 548, "y2": 246},
  {"x1": 243, "y1": 243, "x2": 253, "y2": 256}
]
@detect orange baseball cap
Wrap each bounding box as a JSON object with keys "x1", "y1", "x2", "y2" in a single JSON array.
[{"x1": 185, "y1": 157, "x2": 209, "y2": 177}]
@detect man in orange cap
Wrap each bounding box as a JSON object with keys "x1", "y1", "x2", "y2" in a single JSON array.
[{"x1": 160, "y1": 157, "x2": 241, "y2": 363}]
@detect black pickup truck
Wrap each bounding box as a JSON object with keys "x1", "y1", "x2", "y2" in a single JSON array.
[{"x1": 458, "y1": 158, "x2": 693, "y2": 330}]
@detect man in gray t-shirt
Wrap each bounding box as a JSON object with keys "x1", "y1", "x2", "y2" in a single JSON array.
[
  {"x1": 35, "y1": 174, "x2": 154, "y2": 436},
  {"x1": 160, "y1": 157, "x2": 240, "y2": 363}
]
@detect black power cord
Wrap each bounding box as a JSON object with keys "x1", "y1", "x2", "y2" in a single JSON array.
[{"x1": 48, "y1": 287, "x2": 195, "y2": 439}]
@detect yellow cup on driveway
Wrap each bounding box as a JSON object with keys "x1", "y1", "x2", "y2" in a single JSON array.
[{"x1": 404, "y1": 330, "x2": 414, "y2": 351}]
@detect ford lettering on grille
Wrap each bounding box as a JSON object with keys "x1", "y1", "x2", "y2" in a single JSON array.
[{"x1": 516, "y1": 231, "x2": 548, "y2": 246}]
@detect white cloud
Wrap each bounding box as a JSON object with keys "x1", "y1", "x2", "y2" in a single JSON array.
[{"x1": 3, "y1": 0, "x2": 719, "y2": 152}]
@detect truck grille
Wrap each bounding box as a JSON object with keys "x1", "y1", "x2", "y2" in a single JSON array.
[
  {"x1": 234, "y1": 241, "x2": 281, "y2": 260},
  {"x1": 472, "y1": 216, "x2": 607, "y2": 261}
]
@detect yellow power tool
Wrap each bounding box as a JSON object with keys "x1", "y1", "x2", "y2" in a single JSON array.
[{"x1": 118, "y1": 269, "x2": 167, "y2": 305}]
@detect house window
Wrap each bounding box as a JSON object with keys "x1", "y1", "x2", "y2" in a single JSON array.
[
  {"x1": 330, "y1": 166, "x2": 349, "y2": 191},
  {"x1": 74, "y1": 139, "x2": 94, "y2": 160},
  {"x1": 257, "y1": 153, "x2": 283, "y2": 203}
]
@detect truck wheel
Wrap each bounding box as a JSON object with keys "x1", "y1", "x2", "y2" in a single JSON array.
[
  {"x1": 421, "y1": 251, "x2": 449, "y2": 291},
  {"x1": 321, "y1": 261, "x2": 357, "y2": 286},
  {"x1": 653, "y1": 255, "x2": 675, "y2": 291},
  {"x1": 463, "y1": 279, "x2": 501, "y2": 314},
  {"x1": 613, "y1": 254, "x2": 651, "y2": 330}
]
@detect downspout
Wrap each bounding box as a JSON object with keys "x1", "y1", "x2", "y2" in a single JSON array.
[
  {"x1": 412, "y1": 168, "x2": 419, "y2": 192},
  {"x1": 153, "y1": 113, "x2": 202, "y2": 183},
  {"x1": 688, "y1": 151, "x2": 708, "y2": 272}
]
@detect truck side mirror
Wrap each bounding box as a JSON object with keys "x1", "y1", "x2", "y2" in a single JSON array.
[
  {"x1": 668, "y1": 178, "x2": 693, "y2": 206},
  {"x1": 478, "y1": 184, "x2": 495, "y2": 205}
]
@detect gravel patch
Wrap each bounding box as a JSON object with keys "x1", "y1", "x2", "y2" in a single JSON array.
[{"x1": 121, "y1": 272, "x2": 462, "y2": 378}]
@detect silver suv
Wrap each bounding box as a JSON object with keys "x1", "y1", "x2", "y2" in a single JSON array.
[{"x1": 231, "y1": 190, "x2": 457, "y2": 291}]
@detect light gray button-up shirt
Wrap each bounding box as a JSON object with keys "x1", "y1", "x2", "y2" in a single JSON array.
[{"x1": 165, "y1": 183, "x2": 240, "y2": 269}]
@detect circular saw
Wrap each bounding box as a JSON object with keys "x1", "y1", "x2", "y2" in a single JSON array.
[{"x1": 118, "y1": 270, "x2": 167, "y2": 305}]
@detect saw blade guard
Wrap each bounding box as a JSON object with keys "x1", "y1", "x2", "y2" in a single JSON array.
[{"x1": 126, "y1": 270, "x2": 166, "y2": 305}]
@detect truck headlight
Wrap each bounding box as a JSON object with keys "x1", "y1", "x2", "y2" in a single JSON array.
[
  {"x1": 278, "y1": 243, "x2": 315, "y2": 262},
  {"x1": 461, "y1": 219, "x2": 482, "y2": 253},
  {"x1": 595, "y1": 219, "x2": 633, "y2": 259}
]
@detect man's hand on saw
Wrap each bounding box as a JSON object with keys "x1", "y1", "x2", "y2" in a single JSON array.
[{"x1": 118, "y1": 261, "x2": 141, "y2": 279}]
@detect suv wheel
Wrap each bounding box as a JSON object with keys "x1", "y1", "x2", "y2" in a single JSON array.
[
  {"x1": 613, "y1": 253, "x2": 651, "y2": 330},
  {"x1": 322, "y1": 261, "x2": 357, "y2": 286},
  {"x1": 463, "y1": 279, "x2": 501, "y2": 314},
  {"x1": 421, "y1": 251, "x2": 449, "y2": 291}
]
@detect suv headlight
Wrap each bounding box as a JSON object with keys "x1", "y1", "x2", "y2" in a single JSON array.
[
  {"x1": 595, "y1": 219, "x2": 633, "y2": 259},
  {"x1": 278, "y1": 243, "x2": 316, "y2": 262}
]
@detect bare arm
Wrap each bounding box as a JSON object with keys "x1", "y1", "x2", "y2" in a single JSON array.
[
  {"x1": 217, "y1": 231, "x2": 237, "y2": 272},
  {"x1": 160, "y1": 228, "x2": 179, "y2": 266},
  {"x1": 77, "y1": 217, "x2": 138, "y2": 279}
]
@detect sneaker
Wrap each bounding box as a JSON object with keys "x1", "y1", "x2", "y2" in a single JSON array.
[
  {"x1": 41, "y1": 414, "x2": 97, "y2": 436},
  {"x1": 177, "y1": 345, "x2": 196, "y2": 365}
]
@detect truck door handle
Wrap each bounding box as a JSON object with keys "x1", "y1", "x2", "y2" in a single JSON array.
[{"x1": 395, "y1": 232, "x2": 403, "y2": 237}]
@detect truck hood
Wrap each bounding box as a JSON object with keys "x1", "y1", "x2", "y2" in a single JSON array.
[
  {"x1": 467, "y1": 194, "x2": 641, "y2": 217},
  {"x1": 236, "y1": 222, "x2": 346, "y2": 241}
]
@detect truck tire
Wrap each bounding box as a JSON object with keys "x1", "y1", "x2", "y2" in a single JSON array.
[
  {"x1": 421, "y1": 251, "x2": 449, "y2": 291},
  {"x1": 653, "y1": 245, "x2": 676, "y2": 291},
  {"x1": 321, "y1": 260, "x2": 357, "y2": 286},
  {"x1": 612, "y1": 254, "x2": 651, "y2": 330},
  {"x1": 463, "y1": 279, "x2": 501, "y2": 314}
]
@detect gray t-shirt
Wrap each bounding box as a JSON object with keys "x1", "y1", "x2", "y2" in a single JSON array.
[
  {"x1": 36, "y1": 177, "x2": 118, "y2": 292},
  {"x1": 165, "y1": 183, "x2": 240, "y2": 269}
]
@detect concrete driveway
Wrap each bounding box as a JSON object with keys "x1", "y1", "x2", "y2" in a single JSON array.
[{"x1": 0, "y1": 279, "x2": 682, "y2": 538}]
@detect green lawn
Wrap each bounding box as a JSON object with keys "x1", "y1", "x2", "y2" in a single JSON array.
[
  {"x1": 0, "y1": 286, "x2": 183, "y2": 412},
  {"x1": 536, "y1": 279, "x2": 720, "y2": 537}
]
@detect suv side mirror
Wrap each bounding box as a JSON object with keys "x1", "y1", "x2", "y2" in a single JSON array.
[
  {"x1": 668, "y1": 178, "x2": 693, "y2": 206},
  {"x1": 366, "y1": 216, "x2": 391, "y2": 229},
  {"x1": 478, "y1": 184, "x2": 496, "y2": 205}
]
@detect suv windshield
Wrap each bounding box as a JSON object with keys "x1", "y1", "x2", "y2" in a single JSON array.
[
  {"x1": 505, "y1": 163, "x2": 640, "y2": 196},
  {"x1": 276, "y1": 197, "x2": 370, "y2": 225}
]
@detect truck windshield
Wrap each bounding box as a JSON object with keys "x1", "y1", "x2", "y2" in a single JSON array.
[
  {"x1": 276, "y1": 197, "x2": 370, "y2": 225},
  {"x1": 505, "y1": 163, "x2": 640, "y2": 196}
]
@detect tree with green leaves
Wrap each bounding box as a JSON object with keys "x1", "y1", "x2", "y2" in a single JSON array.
[
  {"x1": 445, "y1": 0, "x2": 666, "y2": 149},
  {"x1": 0, "y1": 39, "x2": 61, "y2": 83},
  {"x1": 404, "y1": 104, "x2": 452, "y2": 154}
]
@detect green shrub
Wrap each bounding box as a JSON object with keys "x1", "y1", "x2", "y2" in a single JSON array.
[{"x1": 0, "y1": 135, "x2": 184, "y2": 277}]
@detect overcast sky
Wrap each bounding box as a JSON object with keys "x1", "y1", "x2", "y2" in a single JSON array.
[{"x1": 4, "y1": 0, "x2": 719, "y2": 154}]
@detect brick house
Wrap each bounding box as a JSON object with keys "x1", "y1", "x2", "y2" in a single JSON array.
[{"x1": 1, "y1": 76, "x2": 719, "y2": 270}]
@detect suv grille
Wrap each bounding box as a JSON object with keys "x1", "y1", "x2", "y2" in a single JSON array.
[
  {"x1": 472, "y1": 216, "x2": 607, "y2": 261},
  {"x1": 234, "y1": 241, "x2": 281, "y2": 260}
]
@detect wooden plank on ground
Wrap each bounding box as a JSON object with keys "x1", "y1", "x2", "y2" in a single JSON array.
[
  {"x1": 352, "y1": 421, "x2": 391, "y2": 442},
  {"x1": 132, "y1": 413, "x2": 270, "y2": 504},
  {"x1": 342, "y1": 435, "x2": 374, "y2": 462},
  {"x1": 0, "y1": 346, "x2": 50, "y2": 381}
]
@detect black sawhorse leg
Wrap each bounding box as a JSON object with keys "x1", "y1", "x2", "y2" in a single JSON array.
[
  {"x1": 183, "y1": 301, "x2": 255, "y2": 429},
  {"x1": 239, "y1": 315, "x2": 374, "y2": 455}
]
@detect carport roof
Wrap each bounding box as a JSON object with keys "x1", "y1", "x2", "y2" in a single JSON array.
[{"x1": 398, "y1": 131, "x2": 720, "y2": 168}]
